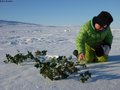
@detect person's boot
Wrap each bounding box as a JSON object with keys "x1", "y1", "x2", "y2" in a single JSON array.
[{"x1": 73, "y1": 50, "x2": 78, "y2": 58}]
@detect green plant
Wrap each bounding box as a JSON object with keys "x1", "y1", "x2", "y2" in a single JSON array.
[
  {"x1": 35, "y1": 56, "x2": 78, "y2": 80},
  {"x1": 4, "y1": 50, "x2": 92, "y2": 83},
  {"x1": 80, "y1": 71, "x2": 92, "y2": 83}
]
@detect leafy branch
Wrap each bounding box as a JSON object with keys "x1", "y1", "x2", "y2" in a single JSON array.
[
  {"x1": 35, "y1": 56, "x2": 79, "y2": 80},
  {"x1": 4, "y1": 51, "x2": 34, "y2": 64},
  {"x1": 4, "y1": 50, "x2": 91, "y2": 83}
]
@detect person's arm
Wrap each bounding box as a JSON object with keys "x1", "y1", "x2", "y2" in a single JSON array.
[
  {"x1": 102, "y1": 28, "x2": 113, "y2": 55},
  {"x1": 76, "y1": 25, "x2": 87, "y2": 60},
  {"x1": 103, "y1": 27, "x2": 113, "y2": 46},
  {"x1": 95, "y1": 28, "x2": 113, "y2": 57}
]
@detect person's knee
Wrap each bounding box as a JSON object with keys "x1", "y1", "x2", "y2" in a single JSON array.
[{"x1": 97, "y1": 55, "x2": 108, "y2": 62}]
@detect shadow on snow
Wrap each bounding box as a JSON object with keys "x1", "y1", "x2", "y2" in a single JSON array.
[{"x1": 68, "y1": 55, "x2": 120, "y2": 82}]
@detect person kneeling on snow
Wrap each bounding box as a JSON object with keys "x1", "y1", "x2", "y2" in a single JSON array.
[{"x1": 73, "y1": 11, "x2": 113, "y2": 63}]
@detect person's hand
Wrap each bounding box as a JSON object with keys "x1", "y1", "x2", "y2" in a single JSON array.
[{"x1": 78, "y1": 53, "x2": 85, "y2": 61}]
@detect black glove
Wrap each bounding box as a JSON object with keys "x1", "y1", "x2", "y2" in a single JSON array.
[
  {"x1": 95, "y1": 44, "x2": 104, "y2": 57},
  {"x1": 95, "y1": 43, "x2": 111, "y2": 57},
  {"x1": 73, "y1": 50, "x2": 78, "y2": 57}
]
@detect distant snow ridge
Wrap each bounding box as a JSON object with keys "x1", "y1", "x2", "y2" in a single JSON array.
[
  {"x1": 0, "y1": 20, "x2": 40, "y2": 26},
  {"x1": 4, "y1": 35, "x2": 69, "y2": 46},
  {"x1": 0, "y1": 20, "x2": 26, "y2": 26},
  {"x1": 0, "y1": 36, "x2": 41, "y2": 45},
  {"x1": 8, "y1": 37, "x2": 41, "y2": 45}
]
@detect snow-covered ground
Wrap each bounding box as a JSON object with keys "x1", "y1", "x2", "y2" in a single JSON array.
[{"x1": 0, "y1": 20, "x2": 120, "y2": 90}]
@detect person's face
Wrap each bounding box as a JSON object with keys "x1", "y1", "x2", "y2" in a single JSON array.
[{"x1": 95, "y1": 23, "x2": 107, "y2": 31}]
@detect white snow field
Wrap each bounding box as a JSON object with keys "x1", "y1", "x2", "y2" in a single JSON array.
[{"x1": 0, "y1": 20, "x2": 120, "y2": 90}]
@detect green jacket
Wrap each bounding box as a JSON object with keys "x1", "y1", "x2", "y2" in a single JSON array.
[{"x1": 76, "y1": 19, "x2": 113, "y2": 54}]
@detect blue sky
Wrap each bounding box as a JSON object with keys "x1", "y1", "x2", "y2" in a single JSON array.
[{"x1": 0, "y1": 0, "x2": 119, "y2": 28}]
